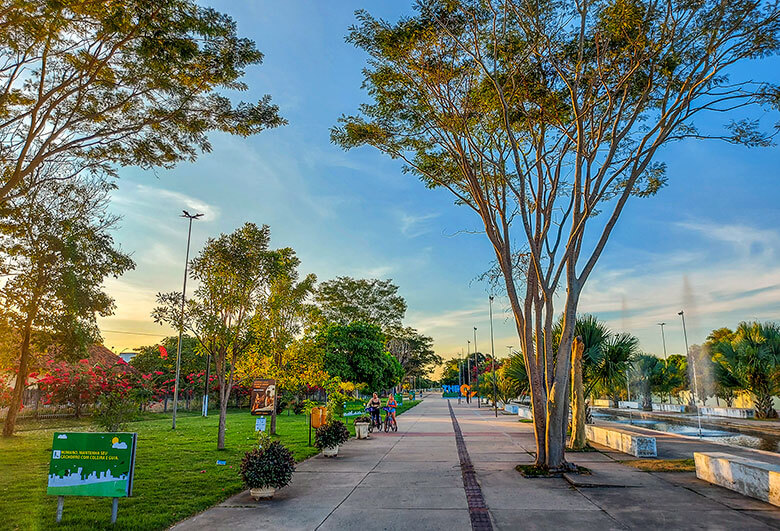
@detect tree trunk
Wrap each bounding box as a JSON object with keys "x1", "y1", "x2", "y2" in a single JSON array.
[
  {"x1": 754, "y1": 388, "x2": 777, "y2": 419},
  {"x1": 217, "y1": 395, "x2": 228, "y2": 449},
  {"x1": 569, "y1": 337, "x2": 586, "y2": 450},
  {"x1": 2, "y1": 317, "x2": 33, "y2": 437}
]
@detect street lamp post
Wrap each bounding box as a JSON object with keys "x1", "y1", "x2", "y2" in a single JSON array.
[
  {"x1": 679, "y1": 310, "x2": 702, "y2": 437},
  {"x1": 466, "y1": 340, "x2": 471, "y2": 404},
  {"x1": 658, "y1": 322, "x2": 668, "y2": 359},
  {"x1": 172, "y1": 210, "x2": 203, "y2": 430},
  {"x1": 489, "y1": 296, "x2": 497, "y2": 417},
  {"x1": 458, "y1": 348, "x2": 463, "y2": 404},
  {"x1": 474, "y1": 327, "x2": 479, "y2": 408}
]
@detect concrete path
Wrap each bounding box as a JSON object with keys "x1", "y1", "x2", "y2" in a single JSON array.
[{"x1": 174, "y1": 396, "x2": 780, "y2": 530}]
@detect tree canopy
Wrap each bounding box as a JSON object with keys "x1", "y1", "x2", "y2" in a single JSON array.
[
  {"x1": 0, "y1": 0, "x2": 285, "y2": 202},
  {"x1": 314, "y1": 276, "x2": 407, "y2": 329}
]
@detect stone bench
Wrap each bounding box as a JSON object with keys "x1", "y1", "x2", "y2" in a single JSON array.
[
  {"x1": 618, "y1": 400, "x2": 640, "y2": 409},
  {"x1": 652, "y1": 403, "x2": 686, "y2": 413},
  {"x1": 518, "y1": 405, "x2": 533, "y2": 420},
  {"x1": 585, "y1": 424, "x2": 657, "y2": 457},
  {"x1": 694, "y1": 452, "x2": 780, "y2": 507},
  {"x1": 504, "y1": 404, "x2": 519, "y2": 415},
  {"x1": 591, "y1": 399, "x2": 614, "y2": 408},
  {"x1": 700, "y1": 406, "x2": 755, "y2": 418}
]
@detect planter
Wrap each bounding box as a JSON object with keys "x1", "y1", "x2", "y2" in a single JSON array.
[
  {"x1": 355, "y1": 423, "x2": 369, "y2": 439},
  {"x1": 323, "y1": 445, "x2": 339, "y2": 457},
  {"x1": 249, "y1": 486, "x2": 276, "y2": 500}
]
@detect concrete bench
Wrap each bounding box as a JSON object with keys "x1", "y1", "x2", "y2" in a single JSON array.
[
  {"x1": 700, "y1": 406, "x2": 755, "y2": 418},
  {"x1": 652, "y1": 403, "x2": 686, "y2": 413},
  {"x1": 694, "y1": 452, "x2": 780, "y2": 507},
  {"x1": 504, "y1": 404, "x2": 519, "y2": 415},
  {"x1": 618, "y1": 400, "x2": 640, "y2": 409},
  {"x1": 585, "y1": 424, "x2": 657, "y2": 457},
  {"x1": 591, "y1": 399, "x2": 614, "y2": 408},
  {"x1": 518, "y1": 405, "x2": 533, "y2": 420}
]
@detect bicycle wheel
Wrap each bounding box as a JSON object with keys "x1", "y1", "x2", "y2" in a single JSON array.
[
  {"x1": 384, "y1": 417, "x2": 390, "y2": 432},
  {"x1": 392, "y1": 419, "x2": 397, "y2": 432}
]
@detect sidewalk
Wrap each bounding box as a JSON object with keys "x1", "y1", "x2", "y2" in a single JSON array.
[{"x1": 173, "y1": 396, "x2": 780, "y2": 530}]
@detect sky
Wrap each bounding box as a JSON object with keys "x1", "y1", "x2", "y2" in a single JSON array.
[{"x1": 98, "y1": 1, "x2": 780, "y2": 366}]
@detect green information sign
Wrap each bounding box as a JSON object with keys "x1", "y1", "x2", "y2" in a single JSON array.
[{"x1": 47, "y1": 432, "x2": 137, "y2": 498}]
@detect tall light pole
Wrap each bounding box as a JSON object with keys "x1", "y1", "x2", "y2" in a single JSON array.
[
  {"x1": 679, "y1": 310, "x2": 702, "y2": 437},
  {"x1": 474, "y1": 326, "x2": 480, "y2": 408},
  {"x1": 458, "y1": 348, "x2": 463, "y2": 404},
  {"x1": 489, "y1": 296, "x2": 497, "y2": 417},
  {"x1": 466, "y1": 340, "x2": 471, "y2": 404},
  {"x1": 658, "y1": 322, "x2": 668, "y2": 359},
  {"x1": 172, "y1": 210, "x2": 203, "y2": 430}
]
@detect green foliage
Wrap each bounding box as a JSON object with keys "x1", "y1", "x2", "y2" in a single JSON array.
[
  {"x1": 314, "y1": 420, "x2": 350, "y2": 449},
  {"x1": 315, "y1": 277, "x2": 407, "y2": 328},
  {"x1": 318, "y1": 321, "x2": 403, "y2": 391},
  {"x1": 131, "y1": 335, "x2": 207, "y2": 376},
  {"x1": 93, "y1": 391, "x2": 139, "y2": 431},
  {"x1": 711, "y1": 321, "x2": 780, "y2": 418},
  {"x1": 240, "y1": 441, "x2": 296, "y2": 490},
  {"x1": 503, "y1": 353, "x2": 530, "y2": 399},
  {"x1": 0, "y1": 0, "x2": 285, "y2": 202}
]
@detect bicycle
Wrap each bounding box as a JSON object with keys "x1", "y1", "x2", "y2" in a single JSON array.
[
  {"x1": 383, "y1": 406, "x2": 397, "y2": 432},
  {"x1": 365, "y1": 406, "x2": 382, "y2": 433}
]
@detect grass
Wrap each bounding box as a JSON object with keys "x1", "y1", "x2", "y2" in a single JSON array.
[
  {"x1": 0, "y1": 400, "x2": 420, "y2": 530},
  {"x1": 620, "y1": 458, "x2": 696, "y2": 473},
  {"x1": 518, "y1": 418, "x2": 534, "y2": 423}
]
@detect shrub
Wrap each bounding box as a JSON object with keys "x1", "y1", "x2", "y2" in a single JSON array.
[
  {"x1": 239, "y1": 441, "x2": 296, "y2": 490},
  {"x1": 352, "y1": 415, "x2": 371, "y2": 425},
  {"x1": 292, "y1": 401, "x2": 305, "y2": 415},
  {"x1": 94, "y1": 391, "x2": 138, "y2": 431},
  {"x1": 314, "y1": 420, "x2": 350, "y2": 449}
]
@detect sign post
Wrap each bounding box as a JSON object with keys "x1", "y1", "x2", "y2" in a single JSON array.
[{"x1": 47, "y1": 432, "x2": 137, "y2": 523}]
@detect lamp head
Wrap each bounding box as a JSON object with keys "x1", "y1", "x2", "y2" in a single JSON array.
[{"x1": 677, "y1": 310, "x2": 684, "y2": 316}]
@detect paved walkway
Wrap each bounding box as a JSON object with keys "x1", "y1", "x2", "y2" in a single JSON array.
[{"x1": 174, "y1": 396, "x2": 780, "y2": 530}]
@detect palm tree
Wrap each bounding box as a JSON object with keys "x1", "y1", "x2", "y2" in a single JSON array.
[
  {"x1": 502, "y1": 352, "x2": 530, "y2": 400},
  {"x1": 711, "y1": 321, "x2": 780, "y2": 418},
  {"x1": 634, "y1": 354, "x2": 665, "y2": 410},
  {"x1": 588, "y1": 332, "x2": 640, "y2": 404}
]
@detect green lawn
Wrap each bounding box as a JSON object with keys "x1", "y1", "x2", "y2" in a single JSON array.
[{"x1": 0, "y1": 400, "x2": 420, "y2": 530}]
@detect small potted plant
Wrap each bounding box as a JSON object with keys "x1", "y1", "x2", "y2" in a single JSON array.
[
  {"x1": 315, "y1": 420, "x2": 350, "y2": 457},
  {"x1": 353, "y1": 415, "x2": 371, "y2": 439},
  {"x1": 240, "y1": 432, "x2": 296, "y2": 500}
]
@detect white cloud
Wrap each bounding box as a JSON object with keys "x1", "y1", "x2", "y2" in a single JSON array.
[
  {"x1": 399, "y1": 212, "x2": 441, "y2": 238},
  {"x1": 112, "y1": 441, "x2": 128, "y2": 449},
  {"x1": 112, "y1": 183, "x2": 221, "y2": 223}
]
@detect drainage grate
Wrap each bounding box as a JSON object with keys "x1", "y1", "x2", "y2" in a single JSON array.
[{"x1": 448, "y1": 401, "x2": 494, "y2": 531}]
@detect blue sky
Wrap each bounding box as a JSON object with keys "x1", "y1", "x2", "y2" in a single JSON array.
[{"x1": 98, "y1": 1, "x2": 780, "y2": 364}]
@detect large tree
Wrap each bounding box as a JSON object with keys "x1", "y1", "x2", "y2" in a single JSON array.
[
  {"x1": 153, "y1": 223, "x2": 286, "y2": 449},
  {"x1": 318, "y1": 321, "x2": 403, "y2": 392},
  {"x1": 333, "y1": 0, "x2": 780, "y2": 469},
  {"x1": 315, "y1": 277, "x2": 407, "y2": 329},
  {"x1": 385, "y1": 325, "x2": 441, "y2": 382},
  {"x1": 0, "y1": 0, "x2": 284, "y2": 203},
  {"x1": 1, "y1": 176, "x2": 134, "y2": 436}
]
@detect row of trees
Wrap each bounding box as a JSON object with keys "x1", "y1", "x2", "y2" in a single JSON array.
[
  {"x1": 459, "y1": 317, "x2": 780, "y2": 436},
  {"x1": 149, "y1": 223, "x2": 440, "y2": 448}
]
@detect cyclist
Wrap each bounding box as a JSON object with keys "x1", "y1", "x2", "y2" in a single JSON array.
[
  {"x1": 367, "y1": 393, "x2": 382, "y2": 429},
  {"x1": 386, "y1": 393, "x2": 398, "y2": 428}
]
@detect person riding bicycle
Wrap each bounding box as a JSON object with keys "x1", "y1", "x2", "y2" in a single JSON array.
[
  {"x1": 386, "y1": 393, "x2": 398, "y2": 426},
  {"x1": 367, "y1": 393, "x2": 381, "y2": 428}
]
